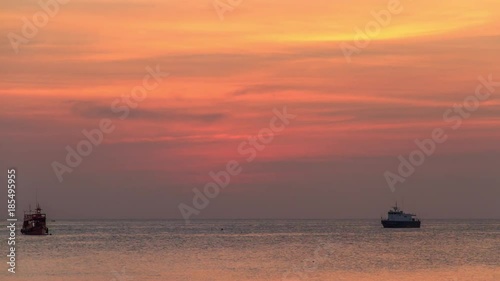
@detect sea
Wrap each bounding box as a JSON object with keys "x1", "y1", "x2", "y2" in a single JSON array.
[{"x1": 1, "y1": 219, "x2": 499, "y2": 281}]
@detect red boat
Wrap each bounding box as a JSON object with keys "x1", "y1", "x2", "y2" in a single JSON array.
[{"x1": 21, "y1": 204, "x2": 49, "y2": 235}]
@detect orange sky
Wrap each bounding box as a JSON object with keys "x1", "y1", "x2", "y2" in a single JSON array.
[{"x1": 1, "y1": 0, "x2": 500, "y2": 219}]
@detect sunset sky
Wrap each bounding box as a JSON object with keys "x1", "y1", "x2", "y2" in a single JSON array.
[{"x1": 1, "y1": 0, "x2": 499, "y2": 219}]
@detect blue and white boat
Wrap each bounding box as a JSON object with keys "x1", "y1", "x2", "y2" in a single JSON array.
[{"x1": 381, "y1": 204, "x2": 421, "y2": 228}]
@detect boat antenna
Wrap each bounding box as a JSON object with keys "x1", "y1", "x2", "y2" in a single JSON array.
[{"x1": 36, "y1": 188, "x2": 40, "y2": 209}]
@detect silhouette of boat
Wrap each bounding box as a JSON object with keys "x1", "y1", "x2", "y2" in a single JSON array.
[
  {"x1": 21, "y1": 203, "x2": 49, "y2": 235},
  {"x1": 381, "y1": 203, "x2": 421, "y2": 228}
]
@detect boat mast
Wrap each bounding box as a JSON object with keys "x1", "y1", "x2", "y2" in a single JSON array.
[{"x1": 35, "y1": 189, "x2": 41, "y2": 213}]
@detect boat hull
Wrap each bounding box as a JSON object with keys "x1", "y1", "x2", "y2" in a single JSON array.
[
  {"x1": 21, "y1": 226, "x2": 49, "y2": 235},
  {"x1": 381, "y1": 220, "x2": 421, "y2": 228}
]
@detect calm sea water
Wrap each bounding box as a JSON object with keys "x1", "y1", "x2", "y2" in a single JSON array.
[{"x1": 1, "y1": 220, "x2": 499, "y2": 281}]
